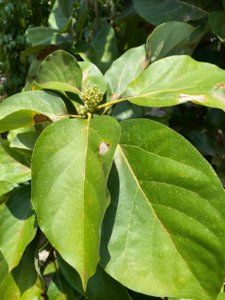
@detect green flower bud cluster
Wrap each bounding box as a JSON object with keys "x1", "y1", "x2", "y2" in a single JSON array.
[{"x1": 79, "y1": 86, "x2": 103, "y2": 117}]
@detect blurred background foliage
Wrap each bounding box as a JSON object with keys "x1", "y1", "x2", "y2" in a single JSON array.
[{"x1": 1, "y1": 0, "x2": 225, "y2": 185}]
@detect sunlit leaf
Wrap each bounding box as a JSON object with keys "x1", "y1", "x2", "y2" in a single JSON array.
[
  {"x1": 123, "y1": 55, "x2": 225, "y2": 111},
  {"x1": 101, "y1": 119, "x2": 225, "y2": 300},
  {"x1": 0, "y1": 90, "x2": 68, "y2": 133},
  {"x1": 32, "y1": 116, "x2": 121, "y2": 289}
]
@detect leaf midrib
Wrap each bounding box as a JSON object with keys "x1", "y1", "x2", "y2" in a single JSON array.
[{"x1": 117, "y1": 144, "x2": 210, "y2": 298}]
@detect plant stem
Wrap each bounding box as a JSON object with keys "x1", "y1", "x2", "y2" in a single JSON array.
[{"x1": 97, "y1": 98, "x2": 127, "y2": 110}]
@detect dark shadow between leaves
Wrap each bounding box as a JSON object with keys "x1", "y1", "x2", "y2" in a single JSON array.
[
  {"x1": 6, "y1": 185, "x2": 34, "y2": 220},
  {"x1": 100, "y1": 162, "x2": 120, "y2": 268}
]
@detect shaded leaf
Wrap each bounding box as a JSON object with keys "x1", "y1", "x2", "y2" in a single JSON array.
[
  {"x1": 209, "y1": 11, "x2": 225, "y2": 43},
  {"x1": 0, "y1": 90, "x2": 68, "y2": 133},
  {"x1": 123, "y1": 55, "x2": 225, "y2": 111},
  {"x1": 57, "y1": 253, "x2": 131, "y2": 300},
  {"x1": 20, "y1": 278, "x2": 45, "y2": 300},
  {"x1": 105, "y1": 45, "x2": 149, "y2": 101},
  {"x1": 32, "y1": 116, "x2": 121, "y2": 289},
  {"x1": 146, "y1": 21, "x2": 196, "y2": 62},
  {"x1": 100, "y1": 119, "x2": 225, "y2": 299},
  {"x1": 0, "y1": 140, "x2": 30, "y2": 197},
  {"x1": 47, "y1": 274, "x2": 76, "y2": 299},
  {"x1": 26, "y1": 27, "x2": 68, "y2": 46},
  {"x1": 133, "y1": 0, "x2": 207, "y2": 25},
  {"x1": 48, "y1": 0, "x2": 74, "y2": 30},
  {"x1": 0, "y1": 186, "x2": 37, "y2": 271},
  {"x1": 79, "y1": 25, "x2": 118, "y2": 73},
  {"x1": 0, "y1": 240, "x2": 38, "y2": 299},
  {"x1": 36, "y1": 50, "x2": 82, "y2": 94}
]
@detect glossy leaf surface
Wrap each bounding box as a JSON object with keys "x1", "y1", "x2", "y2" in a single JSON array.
[
  {"x1": 133, "y1": 0, "x2": 207, "y2": 25},
  {"x1": 123, "y1": 55, "x2": 225, "y2": 111},
  {"x1": 36, "y1": 50, "x2": 82, "y2": 94},
  {"x1": 100, "y1": 119, "x2": 225, "y2": 299},
  {"x1": 105, "y1": 45, "x2": 148, "y2": 101},
  {"x1": 0, "y1": 90, "x2": 68, "y2": 133},
  {"x1": 32, "y1": 116, "x2": 121, "y2": 288},
  {"x1": 0, "y1": 141, "x2": 30, "y2": 197},
  {"x1": 146, "y1": 22, "x2": 196, "y2": 62}
]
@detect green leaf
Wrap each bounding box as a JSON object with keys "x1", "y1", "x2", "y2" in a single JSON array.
[
  {"x1": 26, "y1": 27, "x2": 68, "y2": 46},
  {"x1": 79, "y1": 25, "x2": 118, "y2": 73},
  {"x1": 20, "y1": 279, "x2": 44, "y2": 300},
  {"x1": 100, "y1": 119, "x2": 225, "y2": 299},
  {"x1": 0, "y1": 272, "x2": 20, "y2": 300},
  {"x1": 57, "y1": 254, "x2": 131, "y2": 300},
  {"x1": 36, "y1": 50, "x2": 82, "y2": 94},
  {"x1": 105, "y1": 45, "x2": 149, "y2": 101},
  {"x1": 209, "y1": 11, "x2": 225, "y2": 43},
  {"x1": 133, "y1": 0, "x2": 207, "y2": 25},
  {"x1": 146, "y1": 22, "x2": 196, "y2": 62},
  {"x1": 47, "y1": 274, "x2": 76, "y2": 300},
  {"x1": 0, "y1": 240, "x2": 38, "y2": 299},
  {"x1": 0, "y1": 90, "x2": 68, "y2": 133},
  {"x1": 78, "y1": 61, "x2": 107, "y2": 94},
  {"x1": 123, "y1": 55, "x2": 225, "y2": 111},
  {"x1": 48, "y1": 0, "x2": 74, "y2": 30},
  {"x1": 12, "y1": 239, "x2": 38, "y2": 295},
  {"x1": 0, "y1": 186, "x2": 37, "y2": 271},
  {"x1": 9, "y1": 130, "x2": 39, "y2": 151},
  {"x1": 0, "y1": 140, "x2": 30, "y2": 197},
  {"x1": 32, "y1": 116, "x2": 121, "y2": 289}
]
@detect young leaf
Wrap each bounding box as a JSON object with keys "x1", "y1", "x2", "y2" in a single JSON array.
[
  {"x1": 36, "y1": 50, "x2": 82, "y2": 95},
  {"x1": 100, "y1": 119, "x2": 225, "y2": 300},
  {"x1": 0, "y1": 186, "x2": 37, "y2": 271},
  {"x1": 32, "y1": 116, "x2": 121, "y2": 289},
  {"x1": 146, "y1": 21, "x2": 196, "y2": 62},
  {"x1": 133, "y1": 0, "x2": 207, "y2": 25},
  {"x1": 0, "y1": 90, "x2": 68, "y2": 133},
  {"x1": 78, "y1": 61, "x2": 107, "y2": 94},
  {"x1": 0, "y1": 140, "x2": 30, "y2": 197},
  {"x1": 123, "y1": 55, "x2": 225, "y2": 111},
  {"x1": 105, "y1": 45, "x2": 149, "y2": 101}
]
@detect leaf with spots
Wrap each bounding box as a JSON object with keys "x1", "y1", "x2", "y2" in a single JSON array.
[
  {"x1": 0, "y1": 90, "x2": 68, "y2": 133},
  {"x1": 122, "y1": 55, "x2": 225, "y2": 112},
  {"x1": 32, "y1": 116, "x2": 121, "y2": 289},
  {"x1": 100, "y1": 118, "x2": 225, "y2": 300}
]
